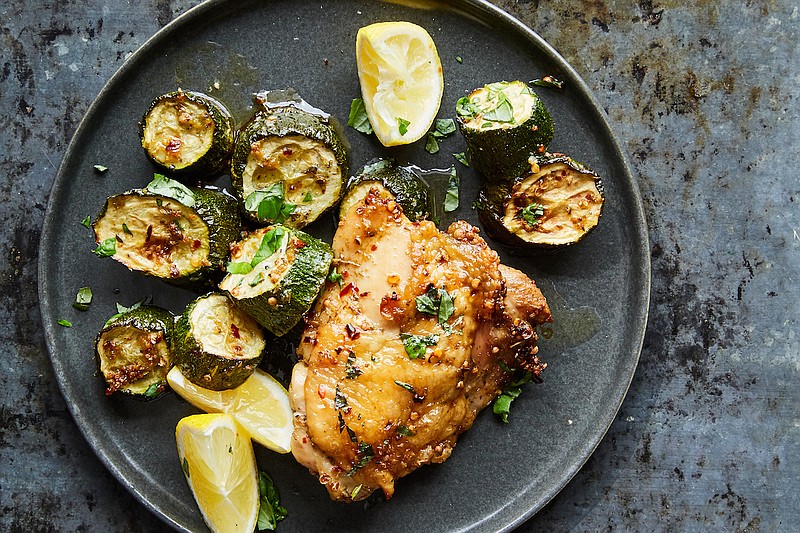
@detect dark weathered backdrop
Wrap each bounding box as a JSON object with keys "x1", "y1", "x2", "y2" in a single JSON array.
[{"x1": 1, "y1": 0, "x2": 797, "y2": 531}]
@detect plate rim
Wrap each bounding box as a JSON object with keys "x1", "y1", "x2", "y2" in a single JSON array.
[{"x1": 38, "y1": 0, "x2": 651, "y2": 531}]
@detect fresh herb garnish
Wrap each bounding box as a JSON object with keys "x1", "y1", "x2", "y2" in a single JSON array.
[
  {"x1": 80, "y1": 215, "x2": 91, "y2": 228},
  {"x1": 437, "y1": 289, "x2": 454, "y2": 324},
  {"x1": 396, "y1": 117, "x2": 410, "y2": 136},
  {"x1": 121, "y1": 223, "x2": 132, "y2": 235},
  {"x1": 249, "y1": 272, "x2": 264, "y2": 287},
  {"x1": 251, "y1": 226, "x2": 287, "y2": 268},
  {"x1": 345, "y1": 352, "x2": 363, "y2": 379},
  {"x1": 400, "y1": 333, "x2": 439, "y2": 359},
  {"x1": 415, "y1": 285, "x2": 455, "y2": 325},
  {"x1": 57, "y1": 319, "x2": 72, "y2": 327},
  {"x1": 425, "y1": 118, "x2": 457, "y2": 154},
  {"x1": 425, "y1": 133, "x2": 440, "y2": 154},
  {"x1": 348, "y1": 442, "x2": 374, "y2": 475},
  {"x1": 521, "y1": 203, "x2": 545, "y2": 226},
  {"x1": 93, "y1": 238, "x2": 117, "y2": 257},
  {"x1": 145, "y1": 174, "x2": 196, "y2": 207},
  {"x1": 144, "y1": 382, "x2": 160, "y2": 398},
  {"x1": 245, "y1": 184, "x2": 296, "y2": 224},
  {"x1": 441, "y1": 316, "x2": 463, "y2": 336},
  {"x1": 334, "y1": 385, "x2": 349, "y2": 411},
  {"x1": 455, "y1": 96, "x2": 480, "y2": 118},
  {"x1": 453, "y1": 152, "x2": 469, "y2": 166},
  {"x1": 104, "y1": 298, "x2": 148, "y2": 326},
  {"x1": 394, "y1": 380, "x2": 416, "y2": 393},
  {"x1": 73, "y1": 286, "x2": 93, "y2": 311},
  {"x1": 226, "y1": 262, "x2": 254, "y2": 275},
  {"x1": 493, "y1": 371, "x2": 533, "y2": 423},
  {"x1": 347, "y1": 98, "x2": 374, "y2": 135},
  {"x1": 455, "y1": 56, "x2": 463, "y2": 64},
  {"x1": 532, "y1": 75, "x2": 564, "y2": 90},
  {"x1": 396, "y1": 425, "x2": 415, "y2": 437},
  {"x1": 303, "y1": 191, "x2": 314, "y2": 203},
  {"x1": 257, "y1": 471, "x2": 287, "y2": 531},
  {"x1": 93, "y1": 164, "x2": 108, "y2": 173},
  {"x1": 327, "y1": 267, "x2": 343, "y2": 286},
  {"x1": 483, "y1": 91, "x2": 514, "y2": 122},
  {"x1": 444, "y1": 169, "x2": 459, "y2": 212}
]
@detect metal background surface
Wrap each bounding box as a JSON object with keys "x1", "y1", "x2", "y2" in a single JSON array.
[{"x1": 1, "y1": 0, "x2": 798, "y2": 531}]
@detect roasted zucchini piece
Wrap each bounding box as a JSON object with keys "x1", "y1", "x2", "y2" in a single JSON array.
[
  {"x1": 174, "y1": 293, "x2": 266, "y2": 390},
  {"x1": 140, "y1": 90, "x2": 235, "y2": 180},
  {"x1": 96, "y1": 305, "x2": 174, "y2": 399},
  {"x1": 456, "y1": 80, "x2": 554, "y2": 181},
  {"x1": 219, "y1": 225, "x2": 332, "y2": 336},
  {"x1": 477, "y1": 153, "x2": 605, "y2": 249},
  {"x1": 339, "y1": 159, "x2": 432, "y2": 221},
  {"x1": 230, "y1": 104, "x2": 348, "y2": 227},
  {"x1": 93, "y1": 178, "x2": 241, "y2": 289}
]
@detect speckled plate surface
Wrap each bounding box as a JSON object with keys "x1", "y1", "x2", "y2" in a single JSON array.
[{"x1": 39, "y1": 0, "x2": 650, "y2": 531}]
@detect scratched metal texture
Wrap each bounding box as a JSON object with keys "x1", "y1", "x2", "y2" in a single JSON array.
[{"x1": 1, "y1": 0, "x2": 797, "y2": 531}]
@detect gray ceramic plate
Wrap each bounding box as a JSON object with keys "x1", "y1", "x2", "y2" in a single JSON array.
[{"x1": 39, "y1": 0, "x2": 650, "y2": 531}]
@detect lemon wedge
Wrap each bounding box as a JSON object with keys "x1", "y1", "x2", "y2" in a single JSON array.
[
  {"x1": 356, "y1": 21, "x2": 443, "y2": 146},
  {"x1": 176, "y1": 413, "x2": 259, "y2": 533},
  {"x1": 168, "y1": 366, "x2": 293, "y2": 454}
]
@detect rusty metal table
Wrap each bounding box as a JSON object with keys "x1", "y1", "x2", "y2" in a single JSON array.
[{"x1": 1, "y1": 0, "x2": 797, "y2": 530}]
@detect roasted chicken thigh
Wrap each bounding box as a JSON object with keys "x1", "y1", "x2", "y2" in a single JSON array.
[{"x1": 290, "y1": 190, "x2": 551, "y2": 501}]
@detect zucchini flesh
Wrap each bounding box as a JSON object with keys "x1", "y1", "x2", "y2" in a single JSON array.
[
  {"x1": 93, "y1": 187, "x2": 241, "y2": 288},
  {"x1": 231, "y1": 105, "x2": 348, "y2": 227},
  {"x1": 456, "y1": 80, "x2": 553, "y2": 181},
  {"x1": 175, "y1": 293, "x2": 266, "y2": 390},
  {"x1": 140, "y1": 90, "x2": 234, "y2": 179},
  {"x1": 339, "y1": 159, "x2": 431, "y2": 221},
  {"x1": 96, "y1": 305, "x2": 174, "y2": 398},
  {"x1": 219, "y1": 225, "x2": 332, "y2": 336},
  {"x1": 478, "y1": 153, "x2": 605, "y2": 249}
]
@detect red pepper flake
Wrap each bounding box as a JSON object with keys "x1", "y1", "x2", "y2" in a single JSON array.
[
  {"x1": 318, "y1": 385, "x2": 326, "y2": 399},
  {"x1": 294, "y1": 239, "x2": 306, "y2": 249},
  {"x1": 345, "y1": 324, "x2": 361, "y2": 340},
  {"x1": 192, "y1": 239, "x2": 201, "y2": 250},
  {"x1": 339, "y1": 283, "x2": 354, "y2": 297},
  {"x1": 166, "y1": 138, "x2": 182, "y2": 153},
  {"x1": 146, "y1": 225, "x2": 153, "y2": 242},
  {"x1": 230, "y1": 323, "x2": 241, "y2": 339},
  {"x1": 283, "y1": 148, "x2": 293, "y2": 156}
]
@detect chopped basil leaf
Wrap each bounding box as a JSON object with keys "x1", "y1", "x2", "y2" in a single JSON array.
[
  {"x1": 257, "y1": 471, "x2": 287, "y2": 531},
  {"x1": 121, "y1": 222, "x2": 132, "y2": 235},
  {"x1": 483, "y1": 92, "x2": 514, "y2": 122},
  {"x1": 249, "y1": 272, "x2": 264, "y2": 287},
  {"x1": 334, "y1": 385, "x2": 349, "y2": 411},
  {"x1": 415, "y1": 285, "x2": 455, "y2": 325},
  {"x1": 345, "y1": 352, "x2": 363, "y2": 379},
  {"x1": 93, "y1": 164, "x2": 108, "y2": 173},
  {"x1": 425, "y1": 133, "x2": 440, "y2": 154},
  {"x1": 441, "y1": 315, "x2": 463, "y2": 335},
  {"x1": 156, "y1": 198, "x2": 162, "y2": 207},
  {"x1": 400, "y1": 333, "x2": 439, "y2": 359},
  {"x1": 396, "y1": 425, "x2": 415, "y2": 437},
  {"x1": 456, "y1": 56, "x2": 463, "y2": 63},
  {"x1": 80, "y1": 215, "x2": 91, "y2": 228},
  {"x1": 394, "y1": 380, "x2": 415, "y2": 393},
  {"x1": 455, "y1": 96, "x2": 480, "y2": 118},
  {"x1": 453, "y1": 152, "x2": 469, "y2": 166},
  {"x1": 347, "y1": 98, "x2": 374, "y2": 135},
  {"x1": 144, "y1": 382, "x2": 160, "y2": 398},
  {"x1": 104, "y1": 298, "x2": 148, "y2": 326},
  {"x1": 397, "y1": 117, "x2": 410, "y2": 135},
  {"x1": 498, "y1": 360, "x2": 513, "y2": 374},
  {"x1": 532, "y1": 75, "x2": 564, "y2": 90},
  {"x1": 351, "y1": 485, "x2": 363, "y2": 499},
  {"x1": 444, "y1": 169, "x2": 459, "y2": 213},
  {"x1": 348, "y1": 442, "x2": 374, "y2": 475},
  {"x1": 493, "y1": 371, "x2": 533, "y2": 423},
  {"x1": 182, "y1": 457, "x2": 190, "y2": 478},
  {"x1": 438, "y1": 290, "x2": 454, "y2": 324},
  {"x1": 73, "y1": 286, "x2": 93, "y2": 311},
  {"x1": 227, "y1": 262, "x2": 254, "y2": 275},
  {"x1": 145, "y1": 174, "x2": 196, "y2": 207},
  {"x1": 521, "y1": 203, "x2": 545, "y2": 226},
  {"x1": 434, "y1": 118, "x2": 456, "y2": 136},
  {"x1": 245, "y1": 183, "x2": 296, "y2": 224},
  {"x1": 93, "y1": 238, "x2": 116, "y2": 257},
  {"x1": 303, "y1": 191, "x2": 314, "y2": 203},
  {"x1": 57, "y1": 319, "x2": 72, "y2": 327},
  {"x1": 327, "y1": 267, "x2": 343, "y2": 286},
  {"x1": 251, "y1": 226, "x2": 287, "y2": 268}
]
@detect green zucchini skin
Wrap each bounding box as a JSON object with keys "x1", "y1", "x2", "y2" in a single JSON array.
[
  {"x1": 220, "y1": 226, "x2": 333, "y2": 337},
  {"x1": 173, "y1": 293, "x2": 266, "y2": 391},
  {"x1": 477, "y1": 153, "x2": 605, "y2": 251},
  {"x1": 339, "y1": 159, "x2": 432, "y2": 221},
  {"x1": 230, "y1": 105, "x2": 349, "y2": 227},
  {"x1": 95, "y1": 305, "x2": 175, "y2": 399},
  {"x1": 139, "y1": 90, "x2": 235, "y2": 180},
  {"x1": 456, "y1": 81, "x2": 554, "y2": 182},
  {"x1": 93, "y1": 186, "x2": 241, "y2": 290}
]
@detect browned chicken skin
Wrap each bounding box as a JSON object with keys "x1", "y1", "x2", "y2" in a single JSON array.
[{"x1": 290, "y1": 190, "x2": 551, "y2": 501}]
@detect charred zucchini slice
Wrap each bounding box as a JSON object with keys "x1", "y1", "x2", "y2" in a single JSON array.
[
  {"x1": 456, "y1": 80, "x2": 553, "y2": 181},
  {"x1": 93, "y1": 178, "x2": 241, "y2": 289},
  {"x1": 140, "y1": 90, "x2": 234, "y2": 180},
  {"x1": 230, "y1": 105, "x2": 348, "y2": 227},
  {"x1": 477, "y1": 153, "x2": 605, "y2": 249},
  {"x1": 219, "y1": 225, "x2": 332, "y2": 336},
  {"x1": 96, "y1": 305, "x2": 174, "y2": 398},
  {"x1": 339, "y1": 159, "x2": 432, "y2": 221},
  {"x1": 174, "y1": 293, "x2": 266, "y2": 390}
]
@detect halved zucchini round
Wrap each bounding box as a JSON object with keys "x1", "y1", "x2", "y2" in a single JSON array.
[
  {"x1": 339, "y1": 159, "x2": 432, "y2": 221},
  {"x1": 456, "y1": 80, "x2": 554, "y2": 181},
  {"x1": 478, "y1": 153, "x2": 605, "y2": 250},
  {"x1": 219, "y1": 225, "x2": 332, "y2": 336},
  {"x1": 174, "y1": 293, "x2": 266, "y2": 390},
  {"x1": 140, "y1": 90, "x2": 234, "y2": 180},
  {"x1": 93, "y1": 186, "x2": 241, "y2": 289},
  {"x1": 230, "y1": 105, "x2": 349, "y2": 227},
  {"x1": 96, "y1": 305, "x2": 174, "y2": 399}
]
